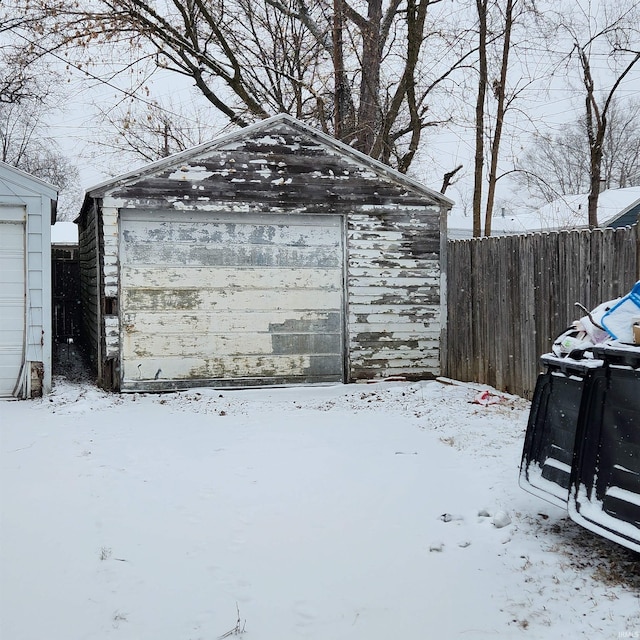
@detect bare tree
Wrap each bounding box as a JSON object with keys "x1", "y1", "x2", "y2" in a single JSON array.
[
  {"x1": 600, "y1": 99, "x2": 640, "y2": 189},
  {"x1": 0, "y1": 55, "x2": 33, "y2": 104},
  {"x1": 0, "y1": 84, "x2": 81, "y2": 220},
  {"x1": 552, "y1": 0, "x2": 640, "y2": 227},
  {"x1": 472, "y1": 0, "x2": 488, "y2": 238},
  {"x1": 0, "y1": 1, "x2": 65, "y2": 103},
  {"x1": 1, "y1": 7, "x2": 81, "y2": 217},
  {"x1": 511, "y1": 100, "x2": 640, "y2": 207},
  {"x1": 470, "y1": 0, "x2": 545, "y2": 237},
  {"x1": 512, "y1": 129, "x2": 590, "y2": 204},
  {"x1": 16, "y1": 0, "x2": 476, "y2": 173},
  {"x1": 482, "y1": 0, "x2": 514, "y2": 237},
  {"x1": 92, "y1": 98, "x2": 223, "y2": 164}
]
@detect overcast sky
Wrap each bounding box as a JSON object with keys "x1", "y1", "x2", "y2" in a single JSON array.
[{"x1": 39, "y1": 1, "x2": 640, "y2": 221}]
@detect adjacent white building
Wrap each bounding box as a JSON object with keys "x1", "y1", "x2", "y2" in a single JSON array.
[{"x1": 0, "y1": 162, "x2": 58, "y2": 398}]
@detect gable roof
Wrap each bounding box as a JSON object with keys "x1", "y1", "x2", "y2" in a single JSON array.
[
  {"x1": 603, "y1": 190, "x2": 640, "y2": 228},
  {"x1": 84, "y1": 113, "x2": 453, "y2": 208},
  {"x1": 0, "y1": 161, "x2": 58, "y2": 224}
]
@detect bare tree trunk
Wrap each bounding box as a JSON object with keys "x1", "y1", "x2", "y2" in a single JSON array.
[
  {"x1": 580, "y1": 48, "x2": 601, "y2": 229},
  {"x1": 356, "y1": 0, "x2": 383, "y2": 155},
  {"x1": 333, "y1": 0, "x2": 346, "y2": 141},
  {"x1": 370, "y1": 0, "x2": 429, "y2": 169},
  {"x1": 484, "y1": 0, "x2": 514, "y2": 237},
  {"x1": 473, "y1": 0, "x2": 488, "y2": 238},
  {"x1": 586, "y1": 105, "x2": 605, "y2": 229}
]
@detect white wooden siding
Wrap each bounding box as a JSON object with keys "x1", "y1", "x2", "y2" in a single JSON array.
[
  {"x1": 347, "y1": 209, "x2": 442, "y2": 379},
  {"x1": 119, "y1": 211, "x2": 344, "y2": 389}
]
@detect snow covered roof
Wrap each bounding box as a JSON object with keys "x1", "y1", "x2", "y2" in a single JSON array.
[
  {"x1": 448, "y1": 186, "x2": 640, "y2": 238},
  {"x1": 605, "y1": 191, "x2": 640, "y2": 228},
  {"x1": 51, "y1": 221, "x2": 78, "y2": 244}
]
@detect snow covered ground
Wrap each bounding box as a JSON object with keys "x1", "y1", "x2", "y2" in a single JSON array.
[{"x1": 1, "y1": 373, "x2": 639, "y2": 639}]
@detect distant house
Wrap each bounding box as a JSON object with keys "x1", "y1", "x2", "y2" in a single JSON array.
[
  {"x1": 0, "y1": 162, "x2": 57, "y2": 398},
  {"x1": 77, "y1": 114, "x2": 453, "y2": 392},
  {"x1": 604, "y1": 190, "x2": 640, "y2": 228},
  {"x1": 448, "y1": 186, "x2": 640, "y2": 238}
]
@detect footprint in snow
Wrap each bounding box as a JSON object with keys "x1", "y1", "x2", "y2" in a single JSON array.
[{"x1": 439, "y1": 513, "x2": 464, "y2": 523}]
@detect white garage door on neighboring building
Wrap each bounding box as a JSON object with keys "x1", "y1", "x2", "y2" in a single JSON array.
[
  {"x1": 0, "y1": 214, "x2": 25, "y2": 397},
  {"x1": 119, "y1": 211, "x2": 344, "y2": 390}
]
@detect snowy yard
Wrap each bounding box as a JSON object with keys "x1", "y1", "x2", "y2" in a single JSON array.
[{"x1": 1, "y1": 375, "x2": 639, "y2": 639}]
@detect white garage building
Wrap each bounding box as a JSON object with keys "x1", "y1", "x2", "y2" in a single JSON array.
[
  {"x1": 77, "y1": 115, "x2": 452, "y2": 392},
  {"x1": 0, "y1": 162, "x2": 57, "y2": 398}
]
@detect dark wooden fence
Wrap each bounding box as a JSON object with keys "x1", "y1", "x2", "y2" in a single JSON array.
[
  {"x1": 52, "y1": 244, "x2": 81, "y2": 345},
  {"x1": 443, "y1": 224, "x2": 640, "y2": 399}
]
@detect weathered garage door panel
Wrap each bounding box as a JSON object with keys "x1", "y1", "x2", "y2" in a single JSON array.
[
  {"x1": 0, "y1": 220, "x2": 25, "y2": 396},
  {"x1": 119, "y1": 212, "x2": 344, "y2": 390},
  {"x1": 122, "y1": 218, "x2": 342, "y2": 245},
  {"x1": 121, "y1": 266, "x2": 340, "y2": 289},
  {"x1": 121, "y1": 287, "x2": 341, "y2": 311},
  {"x1": 122, "y1": 218, "x2": 341, "y2": 268},
  {"x1": 124, "y1": 243, "x2": 340, "y2": 268},
  {"x1": 122, "y1": 309, "x2": 341, "y2": 334},
  {"x1": 127, "y1": 354, "x2": 343, "y2": 385},
  {"x1": 124, "y1": 318, "x2": 342, "y2": 357}
]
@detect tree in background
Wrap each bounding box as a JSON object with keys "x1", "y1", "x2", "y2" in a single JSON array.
[
  {"x1": 550, "y1": 0, "x2": 640, "y2": 227},
  {"x1": 0, "y1": 4, "x2": 81, "y2": 219},
  {"x1": 511, "y1": 128, "x2": 590, "y2": 204},
  {"x1": 0, "y1": 7, "x2": 49, "y2": 103},
  {"x1": 92, "y1": 98, "x2": 221, "y2": 164},
  {"x1": 512, "y1": 99, "x2": 640, "y2": 206},
  {"x1": 471, "y1": 0, "x2": 488, "y2": 237},
  {"x1": 481, "y1": 0, "x2": 515, "y2": 237},
  {"x1": 0, "y1": 78, "x2": 81, "y2": 220},
  {"x1": 470, "y1": 0, "x2": 549, "y2": 237},
  {"x1": 15, "y1": 0, "x2": 475, "y2": 174},
  {"x1": 602, "y1": 100, "x2": 640, "y2": 188}
]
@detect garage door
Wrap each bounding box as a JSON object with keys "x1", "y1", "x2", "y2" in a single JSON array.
[
  {"x1": 119, "y1": 211, "x2": 345, "y2": 390},
  {"x1": 0, "y1": 218, "x2": 25, "y2": 397}
]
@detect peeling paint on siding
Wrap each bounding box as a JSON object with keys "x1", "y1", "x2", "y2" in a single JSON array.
[
  {"x1": 167, "y1": 166, "x2": 214, "y2": 181},
  {"x1": 347, "y1": 205, "x2": 441, "y2": 380}
]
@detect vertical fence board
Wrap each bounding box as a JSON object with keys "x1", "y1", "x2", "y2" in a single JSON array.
[
  {"x1": 519, "y1": 233, "x2": 537, "y2": 397},
  {"x1": 445, "y1": 224, "x2": 639, "y2": 399},
  {"x1": 470, "y1": 239, "x2": 482, "y2": 384},
  {"x1": 500, "y1": 235, "x2": 512, "y2": 392}
]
